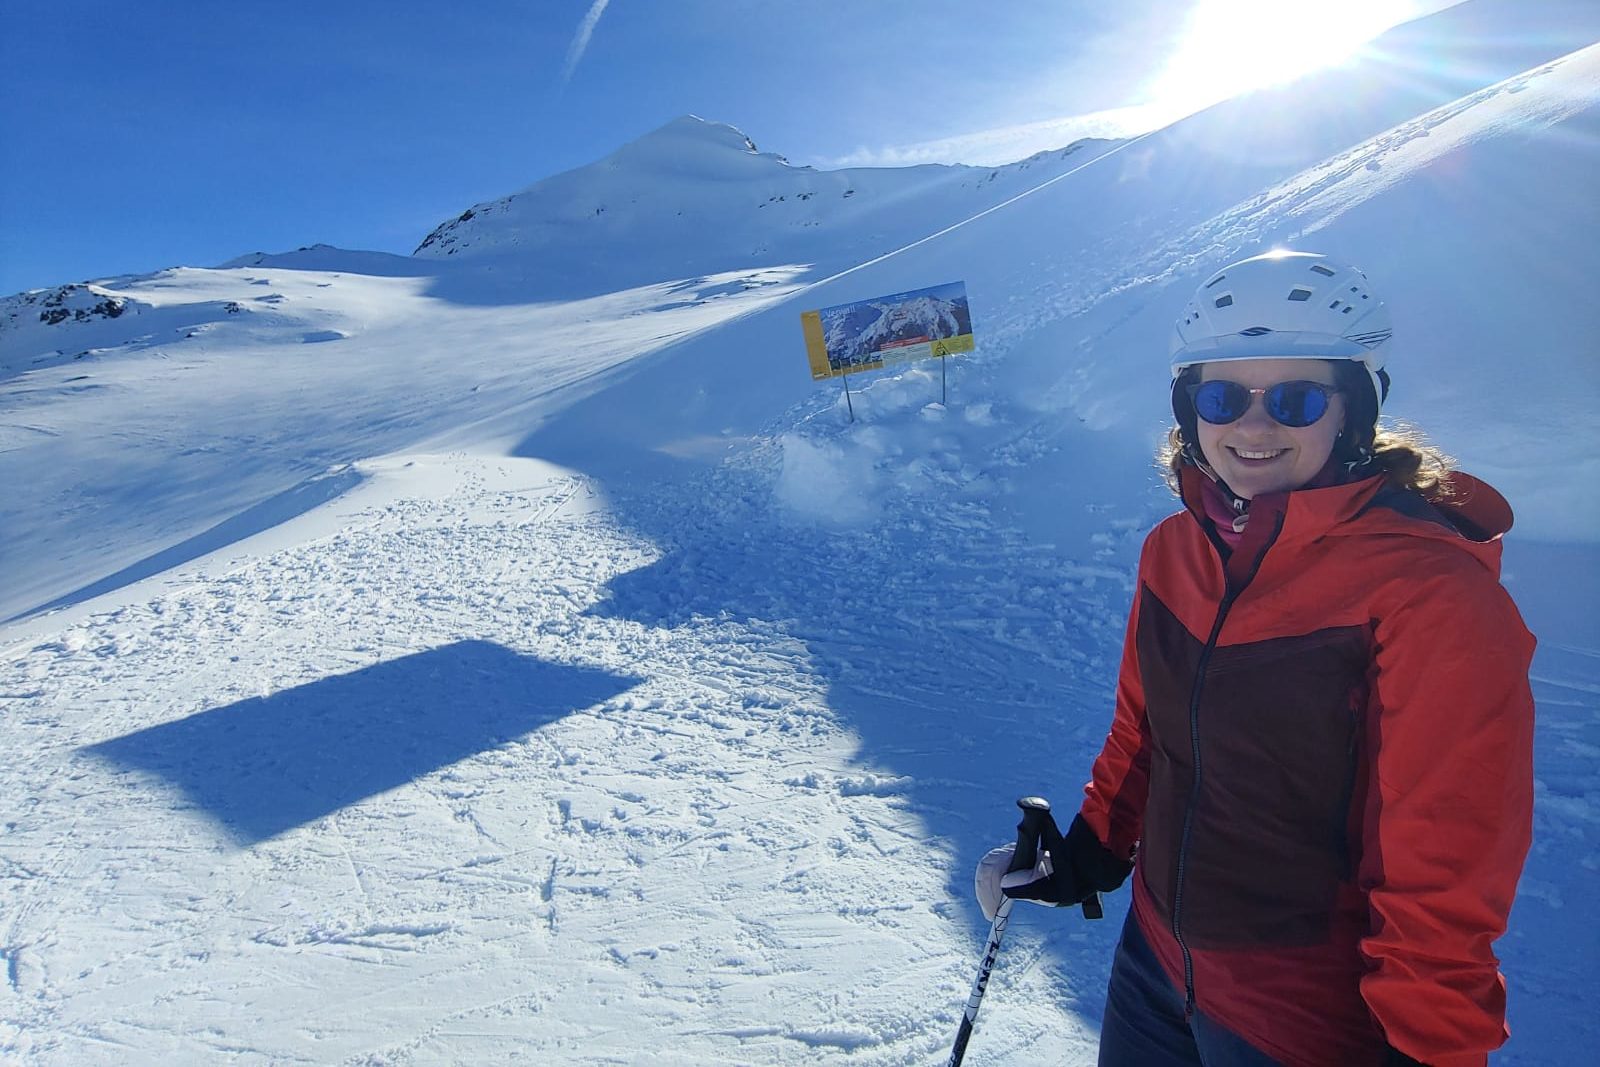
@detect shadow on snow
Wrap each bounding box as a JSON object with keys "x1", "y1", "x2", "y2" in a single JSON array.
[{"x1": 85, "y1": 639, "x2": 641, "y2": 846}]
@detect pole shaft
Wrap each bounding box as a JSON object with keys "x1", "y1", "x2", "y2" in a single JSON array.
[
  {"x1": 948, "y1": 900, "x2": 1013, "y2": 1067},
  {"x1": 947, "y1": 798, "x2": 1050, "y2": 1066}
]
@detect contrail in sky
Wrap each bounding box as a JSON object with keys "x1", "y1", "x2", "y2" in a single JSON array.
[{"x1": 561, "y1": 0, "x2": 611, "y2": 85}]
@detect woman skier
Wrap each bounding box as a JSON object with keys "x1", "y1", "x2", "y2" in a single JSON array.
[{"x1": 976, "y1": 250, "x2": 1536, "y2": 1067}]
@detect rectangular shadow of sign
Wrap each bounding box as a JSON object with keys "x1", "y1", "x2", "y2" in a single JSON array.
[{"x1": 86, "y1": 640, "x2": 639, "y2": 845}]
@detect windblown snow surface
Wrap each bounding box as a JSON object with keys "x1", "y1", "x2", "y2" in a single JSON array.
[{"x1": 3, "y1": 13, "x2": 1598, "y2": 1067}]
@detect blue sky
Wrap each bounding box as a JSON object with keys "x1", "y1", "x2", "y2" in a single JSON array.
[{"x1": 0, "y1": 0, "x2": 1454, "y2": 295}]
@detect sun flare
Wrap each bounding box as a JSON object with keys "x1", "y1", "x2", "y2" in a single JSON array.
[{"x1": 1148, "y1": 0, "x2": 1416, "y2": 118}]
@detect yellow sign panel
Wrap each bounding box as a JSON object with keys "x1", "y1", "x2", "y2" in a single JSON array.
[{"x1": 801, "y1": 309, "x2": 832, "y2": 381}]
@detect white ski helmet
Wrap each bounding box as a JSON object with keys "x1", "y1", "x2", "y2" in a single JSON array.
[{"x1": 1170, "y1": 250, "x2": 1392, "y2": 416}]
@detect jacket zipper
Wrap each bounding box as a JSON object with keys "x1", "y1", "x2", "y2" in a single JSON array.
[
  {"x1": 1171, "y1": 592, "x2": 1235, "y2": 1018},
  {"x1": 1171, "y1": 509, "x2": 1283, "y2": 1018}
]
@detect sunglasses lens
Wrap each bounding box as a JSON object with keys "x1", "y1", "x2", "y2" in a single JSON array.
[
  {"x1": 1265, "y1": 382, "x2": 1331, "y2": 427},
  {"x1": 1191, "y1": 381, "x2": 1249, "y2": 424}
]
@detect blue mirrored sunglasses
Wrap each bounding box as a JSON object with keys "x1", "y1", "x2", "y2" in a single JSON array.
[{"x1": 1187, "y1": 379, "x2": 1336, "y2": 428}]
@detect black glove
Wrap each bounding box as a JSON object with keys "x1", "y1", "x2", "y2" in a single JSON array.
[{"x1": 1002, "y1": 813, "x2": 1133, "y2": 907}]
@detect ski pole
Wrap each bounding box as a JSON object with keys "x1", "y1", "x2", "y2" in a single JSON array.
[{"x1": 947, "y1": 795, "x2": 1051, "y2": 1067}]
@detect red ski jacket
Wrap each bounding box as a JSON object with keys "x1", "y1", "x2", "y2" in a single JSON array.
[{"x1": 1079, "y1": 466, "x2": 1535, "y2": 1067}]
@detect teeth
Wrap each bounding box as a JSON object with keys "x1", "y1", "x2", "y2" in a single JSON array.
[{"x1": 1234, "y1": 448, "x2": 1285, "y2": 460}]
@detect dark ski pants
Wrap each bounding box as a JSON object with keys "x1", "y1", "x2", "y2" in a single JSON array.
[{"x1": 1098, "y1": 915, "x2": 1282, "y2": 1067}]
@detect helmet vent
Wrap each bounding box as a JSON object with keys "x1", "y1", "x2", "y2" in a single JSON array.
[
  {"x1": 1310, "y1": 264, "x2": 1335, "y2": 276},
  {"x1": 1329, "y1": 300, "x2": 1343, "y2": 310},
  {"x1": 1288, "y1": 287, "x2": 1312, "y2": 302},
  {"x1": 1240, "y1": 326, "x2": 1273, "y2": 336},
  {"x1": 1213, "y1": 294, "x2": 1234, "y2": 308},
  {"x1": 1204, "y1": 273, "x2": 1228, "y2": 289}
]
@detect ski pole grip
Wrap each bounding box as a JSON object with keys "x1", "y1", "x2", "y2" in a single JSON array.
[{"x1": 1010, "y1": 796, "x2": 1051, "y2": 875}]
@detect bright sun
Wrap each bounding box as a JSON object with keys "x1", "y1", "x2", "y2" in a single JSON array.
[{"x1": 1148, "y1": 0, "x2": 1413, "y2": 118}]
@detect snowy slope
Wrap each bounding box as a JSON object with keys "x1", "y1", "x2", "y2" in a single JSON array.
[
  {"x1": 2, "y1": 7, "x2": 1598, "y2": 1067},
  {"x1": 0, "y1": 260, "x2": 817, "y2": 625}
]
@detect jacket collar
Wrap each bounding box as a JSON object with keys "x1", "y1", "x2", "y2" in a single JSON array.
[{"x1": 1178, "y1": 465, "x2": 1515, "y2": 579}]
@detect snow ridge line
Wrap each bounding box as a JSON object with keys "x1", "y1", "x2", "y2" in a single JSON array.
[{"x1": 794, "y1": 129, "x2": 1160, "y2": 298}]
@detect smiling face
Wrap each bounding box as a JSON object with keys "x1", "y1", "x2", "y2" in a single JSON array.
[{"x1": 1194, "y1": 358, "x2": 1345, "y2": 499}]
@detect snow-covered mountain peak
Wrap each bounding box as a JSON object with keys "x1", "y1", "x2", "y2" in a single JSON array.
[
  {"x1": 408, "y1": 113, "x2": 1117, "y2": 295},
  {"x1": 605, "y1": 114, "x2": 772, "y2": 169},
  {"x1": 409, "y1": 114, "x2": 892, "y2": 268}
]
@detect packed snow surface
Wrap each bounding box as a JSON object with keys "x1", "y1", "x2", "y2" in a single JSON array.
[{"x1": 2, "y1": 9, "x2": 1598, "y2": 1066}]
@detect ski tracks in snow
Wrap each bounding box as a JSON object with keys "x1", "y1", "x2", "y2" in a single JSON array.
[{"x1": 0, "y1": 450, "x2": 1130, "y2": 1064}]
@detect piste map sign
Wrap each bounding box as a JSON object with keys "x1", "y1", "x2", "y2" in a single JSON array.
[{"x1": 801, "y1": 280, "x2": 975, "y2": 381}]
